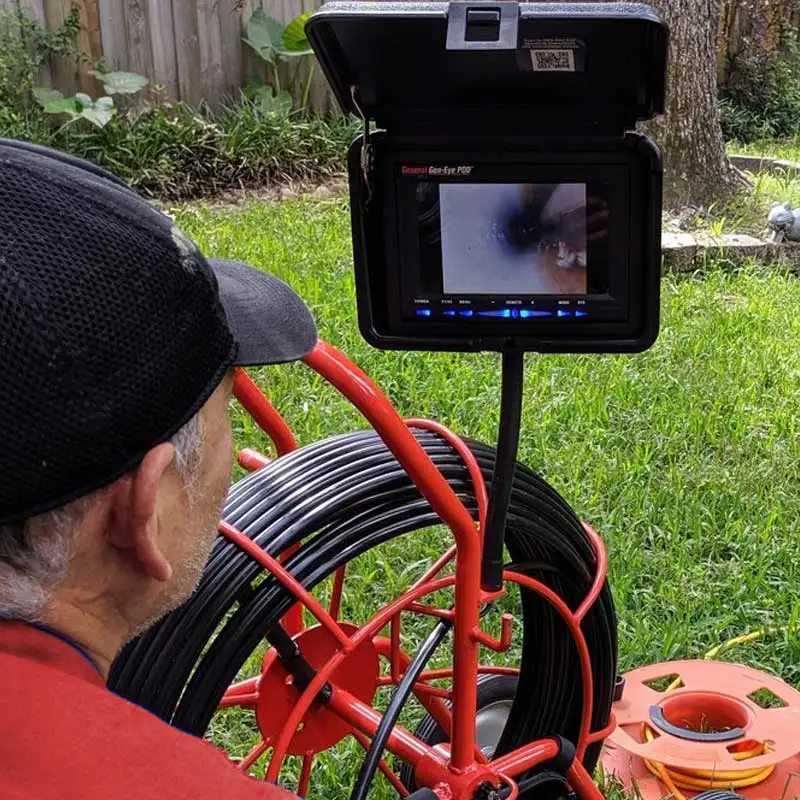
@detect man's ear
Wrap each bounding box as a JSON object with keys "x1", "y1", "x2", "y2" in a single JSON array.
[{"x1": 106, "y1": 443, "x2": 176, "y2": 582}]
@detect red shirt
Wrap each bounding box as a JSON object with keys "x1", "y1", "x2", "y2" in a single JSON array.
[{"x1": 0, "y1": 621, "x2": 294, "y2": 799}]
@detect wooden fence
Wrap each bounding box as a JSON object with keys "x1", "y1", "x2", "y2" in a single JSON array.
[
  {"x1": 1, "y1": 0, "x2": 336, "y2": 111},
  {"x1": 9, "y1": 0, "x2": 800, "y2": 112}
]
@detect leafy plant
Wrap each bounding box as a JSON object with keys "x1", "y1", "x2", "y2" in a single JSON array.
[
  {"x1": 282, "y1": 12, "x2": 313, "y2": 54},
  {"x1": 243, "y1": 9, "x2": 316, "y2": 113},
  {"x1": 246, "y1": 84, "x2": 294, "y2": 117},
  {"x1": 0, "y1": 3, "x2": 81, "y2": 111},
  {"x1": 0, "y1": 104, "x2": 53, "y2": 143},
  {"x1": 720, "y1": 35, "x2": 800, "y2": 142},
  {"x1": 33, "y1": 70, "x2": 147, "y2": 129},
  {"x1": 90, "y1": 69, "x2": 149, "y2": 96}
]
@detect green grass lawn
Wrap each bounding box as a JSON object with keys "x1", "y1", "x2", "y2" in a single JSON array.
[
  {"x1": 172, "y1": 196, "x2": 800, "y2": 798},
  {"x1": 731, "y1": 135, "x2": 800, "y2": 162}
]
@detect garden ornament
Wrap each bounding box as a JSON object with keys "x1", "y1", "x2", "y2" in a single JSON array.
[{"x1": 767, "y1": 201, "x2": 800, "y2": 243}]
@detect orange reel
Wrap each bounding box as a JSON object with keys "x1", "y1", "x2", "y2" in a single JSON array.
[{"x1": 601, "y1": 660, "x2": 800, "y2": 798}]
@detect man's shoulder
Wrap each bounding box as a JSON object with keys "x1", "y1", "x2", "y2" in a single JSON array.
[{"x1": 0, "y1": 650, "x2": 293, "y2": 799}]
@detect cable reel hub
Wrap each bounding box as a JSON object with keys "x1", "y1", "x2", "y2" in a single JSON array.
[{"x1": 256, "y1": 622, "x2": 380, "y2": 755}]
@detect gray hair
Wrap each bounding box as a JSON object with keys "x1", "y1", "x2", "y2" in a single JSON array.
[{"x1": 0, "y1": 413, "x2": 204, "y2": 621}]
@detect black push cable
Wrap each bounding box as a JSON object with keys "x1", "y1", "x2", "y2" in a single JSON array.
[
  {"x1": 349, "y1": 618, "x2": 452, "y2": 800},
  {"x1": 482, "y1": 350, "x2": 525, "y2": 591},
  {"x1": 112, "y1": 431, "x2": 615, "y2": 768},
  {"x1": 266, "y1": 623, "x2": 332, "y2": 703},
  {"x1": 109, "y1": 430, "x2": 617, "y2": 778}
]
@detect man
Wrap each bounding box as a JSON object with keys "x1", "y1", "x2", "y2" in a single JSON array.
[{"x1": 0, "y1": 139, "x2": 316, "y2": 798}]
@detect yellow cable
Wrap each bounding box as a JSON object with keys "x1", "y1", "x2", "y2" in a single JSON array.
[
  {"x1": 643, "y1": 627, "x2": 785, "y2": 799},
  {"x1": 641, "y1": 723, "x2": 774, "y2": 799}
]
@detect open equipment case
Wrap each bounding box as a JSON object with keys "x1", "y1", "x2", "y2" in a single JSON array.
[{"x1": 306, "y1": 1, "x2": 668, "y2": 354}]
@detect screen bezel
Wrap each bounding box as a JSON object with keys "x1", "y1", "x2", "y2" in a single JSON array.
[{"x1": 349, "y1": 132, "x2": 661, "y2": 353}]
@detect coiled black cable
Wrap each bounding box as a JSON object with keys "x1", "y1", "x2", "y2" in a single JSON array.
[{"x1": 109, "y1": 429, "x2": 617, "y2": 780}]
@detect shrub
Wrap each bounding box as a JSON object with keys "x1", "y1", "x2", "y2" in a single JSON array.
[
  {"x1": 217, "y1": 92, "x2": 357, "y2": 185},
  {"x1": 53, "y1": 103, "x2": 229, "y2": 198},
  {"x1": 720, "y1": 36, "x2": 800, "y2": 142},
  {"x1": 1, "y1": 97, "x2": 361, "y2": 200},
  {"x1": 0, "y1": 4, "x2": 359, "y2": 200},
  {"x1": 0, "y1": 105, "x2": 54, "y2": 144},
  {"x1": 0, "y1": 4, "x2": 82, "y2": 111}
]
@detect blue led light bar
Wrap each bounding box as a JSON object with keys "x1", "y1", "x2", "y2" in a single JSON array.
[
  {"x1": 477, "y1": 309, "x2": 511, "y2": 318},
  {"x1": 520, "y1": 309, "x2": 552, "y2": 318}
]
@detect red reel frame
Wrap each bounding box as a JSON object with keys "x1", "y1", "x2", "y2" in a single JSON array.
[{"x1": 222, "y1": 340, "x2": 612, "y2": 800}]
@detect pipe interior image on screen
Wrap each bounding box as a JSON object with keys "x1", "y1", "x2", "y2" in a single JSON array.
[{"x1": 437, "y1": 183, "x2": 587, "y2": 295}]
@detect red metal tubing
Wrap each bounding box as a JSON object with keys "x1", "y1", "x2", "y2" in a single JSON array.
[
  {"x1": 222, "y1": 523, "x2": 603, "y2": 792},
  {"x1": 279, "y1": 541, "x2": 305, "y2": 635},
  {"x1": 219, "y1": 521, "x2": 351, "y2": 649},
  {"x1": 237, "y1": 448, "x2": 272, "y2": 471},
  {"x1": 328, "y1": 684, "x2": 448, "y2": 775},
  {"x1": 229, "y1": 346, "x2": 608, "y2": 799},
  {"x1": 298, "y1": 752, "x2": 314, "y2": 796},
  {"x1": 329, "y1": 565, "x2": 346, "y2": 620},
  {"x1": 218, "y1": 692, "x2": 259, "y2": 710},
  {"x1": 503, "y1": 570, "x2": 594, "y2": 763},
  {"x1": 413, "y1": 666, "x2": 520, "y2": 681},
  {"x1": 586, "y1": 712, "x2": 616, "y2": 745},
  {"x1": 233, "y1": 368, "x2": 298, "y2": 456},
  {"x1": 566, "y1": 761, "x2": 606, "y2": 800},
  {"x1": 219, "y1": 676, "x2": 260, "y2": 709},
  {"x1": 471, "y1": 613, "x2": 513, "y2": 652},
  {"x1": 390, "y1": 616, "x2": 402, "y2": 683},
  {"x1": 303, "y1": 341, "x2": 483, "y2": 770},
  {"x1": 575, "y1": 523, "x2": 608, "y2": 623},
  {"x1": 407, "y1": 603, "x2": 455, "y2": 620},
  {"x1": 411, "y1": 546, "x2": 457, "y2": 590},
  {"x1": 406, "y1": 683, "x2": 452, "y2": 701},
  {"x1": 223, "y1": 676, "x2": 259, "y2": 696},
  {"x1": 405, "y1": 418, "x2": 488, "y2": 535},
  {"x1": 497, "y1": 774, "x2": 519, "y2": 800},
  {"x1": 238, "y1": 740, "x2": 268, "y2": 773},
  {"x1": 488, "y1": 740, "x2": 560, "y2": 777}
]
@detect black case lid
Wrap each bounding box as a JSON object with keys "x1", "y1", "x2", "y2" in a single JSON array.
[{"x1": 306, "y1": 1, "x2": 668, "y2": 136}]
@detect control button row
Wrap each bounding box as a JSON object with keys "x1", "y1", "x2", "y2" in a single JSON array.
[{"x1": 415, "y1": 308, "x2": 587, "y2": 318}]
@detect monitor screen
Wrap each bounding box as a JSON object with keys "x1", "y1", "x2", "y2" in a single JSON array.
[{"x1": 435, "y1": 182, "x2": 588, "y2": 296}]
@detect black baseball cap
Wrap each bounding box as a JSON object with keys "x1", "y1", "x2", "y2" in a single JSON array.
[{"x1": 0, "y1": 139, "x2": 317, "y2": 524}]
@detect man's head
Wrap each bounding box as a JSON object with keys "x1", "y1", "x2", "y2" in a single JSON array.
[{"x1": 0, "y1": 140, "x2": 316, "y2": 664}]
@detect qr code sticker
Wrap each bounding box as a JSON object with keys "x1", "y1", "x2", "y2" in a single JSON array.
[{"x1": 531, "y1": 49, "x2": 575, "y2": 72}]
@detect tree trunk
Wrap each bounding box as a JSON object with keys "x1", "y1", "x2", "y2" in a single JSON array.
[
  {"x1": 718, "y1": 0, "x2": 787, "y2": 94},
  {"x1": 641, "y1": 0, "x2": 746, "y2": 210}
]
